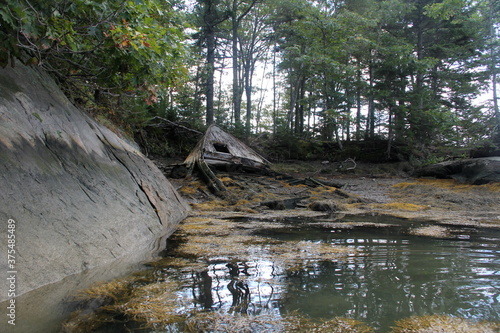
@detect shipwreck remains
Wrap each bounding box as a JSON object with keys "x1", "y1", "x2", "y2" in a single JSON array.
[{"x1": 182, "y1": 124, "x2": 271, "y2": 194}]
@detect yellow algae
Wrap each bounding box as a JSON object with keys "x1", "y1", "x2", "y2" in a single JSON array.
[
  {"x1": 190, "y1": 200, "x2": 228, "y2": 211},
  {"x1": 184, "y1": 312, "x2": 374, "y2": 333},
  {"x1": 117, "y1": 280, "x2": 185, "y2": 326},
  {"x1": 174, "y1": 234, "x2": 273, "y2": 259},
  {"x1": 378, "y1": 202, "x2": 428, "y2": 211},
  {"x1": 178, "y1": 185, "x2": 198, "y2": 195},
  {"x1": 71, "y1": 277, "x2": 134, "y2": 303},
  {"x1": 391, "y1": 314, "x2": 500, "y2": 333},
  {"x1": 219, "y1": 176, "x2": 233, "y2": 183},
  {"x1": 392, "y1": 182, "x2": 419, "y2": 190},
  {"x1": 179, "y1": 219, "x2": 236, "y2": 237},
  {"x1": 271, "y1": 240, "x2": 353, "y2": 263},
  {"x1": 394, "y1": 179, "x2": 500, "y2": 192},
  {"x1": 234, "y1": 199, "x2": 251, "y2": 206},
  {"x1": 311, "y1": 317, "x2": 375, "y2": 333}
]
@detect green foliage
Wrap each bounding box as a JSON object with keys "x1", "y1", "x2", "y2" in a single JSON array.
[
  {"x1": 1, "y1": 0, "x2": 497, "y2": 159},
  {"x1": 1, "y1": 0, "x2": 190, "y2": 132}
]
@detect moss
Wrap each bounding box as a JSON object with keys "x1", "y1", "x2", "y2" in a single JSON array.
[
  {"x1": 391, "y1": 314, "x2": 500, "y2": 333},
  {"x1": 32, "y1": 112, "x2": 43, "y2": 122}
]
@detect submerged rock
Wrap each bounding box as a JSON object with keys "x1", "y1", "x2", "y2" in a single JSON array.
[
  {"x1": 0, "y1": 61, "x2": 190, "y2": 301},
  {"x1": 308, "y1": 200, "x2": 340, "y2": 212},
  {"x1": 409, "y1": 225, "x2": 451, "y2": 238}
]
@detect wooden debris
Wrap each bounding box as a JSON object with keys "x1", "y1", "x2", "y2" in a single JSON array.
[
  {"x1": 184, "y1": 124, "x2": 270, "y2": 173},
  {"x1": 261, "y1": 197, "x2": 309, "y2": 210},
  {"x1": 181, "y1": 125, "x2": 271, "y2": 195}
]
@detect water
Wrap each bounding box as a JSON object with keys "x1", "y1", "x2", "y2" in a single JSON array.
[
  {"x1": 258, "y1": 224, "x2": 500, "y2": 331},
  {"x1": 65, "y1": 216, "x2": 500, "y2": 332}
]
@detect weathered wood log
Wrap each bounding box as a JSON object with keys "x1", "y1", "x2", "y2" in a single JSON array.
[
  {"x1": 149, "y1": 116, "x2": 203, "y2": 135},
  {"x1": 195, "y1": 159, "x2": 227, "y2": 195},
  {"x1": 306, "y1": 177, "x2": 343, "y2": 188},
  {"x1": 261, "y1": 197, "x2": 309, "y2": 210}
]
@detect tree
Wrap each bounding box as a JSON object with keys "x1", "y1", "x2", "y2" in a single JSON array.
[
  {"x1": 193, "y1": 0, "x2": 230, "y2": 125},
  {"x1": 224, "y1": 0, "x2": 258, "y2": 131},
  {"x1": 238, "y1": 3, "x2": 272, "y2": 135},
  {"x1": 0, "y1": 0, "x2": 189, "y2": 116}
]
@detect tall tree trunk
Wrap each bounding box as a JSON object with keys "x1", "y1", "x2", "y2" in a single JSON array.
[
  {"x1": 244, "y1": 60, "x2": 253, "y2": 135},
  {"x1": 232, "y1": 12, "x2": 242, "y2": 129},
  {"x1": 272, "y1": 47, "x2": 277, "y2": 135},
  {"x1": 255, "y1": 57, "x2": 268, "y2": 133},
  {"x1": 206, "y1": 28, "x2": 215, "y2": 125},
  {"x1": 288, "y1": 70, "x2": 302, "y2": 131},
  {"x1": 355, "y1": 61, "x2": 362, "y2": 141},
  {"x1": 387, "y1": 105, "x2": 394, "y2": 159},
  {"x1": 230, "y1": 0, "x2": 257, "y2": 131},
  {"x1": 488, "y1": 0, "x2": 500, "y2": 143},
  {"x1": 193, "y1": 63, "x2": 204, "y2": 118},
  {"x1": 366, "y1": 59, "x2": 375, "y2": 139},
  {"x1": 295, "y1": 77, "x2": 306, "y2": 134}
]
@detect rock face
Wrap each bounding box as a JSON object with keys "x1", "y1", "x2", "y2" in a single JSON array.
[
  {"x1": 413, "y1": 157, "x2": 500, "y2": 184},
  {"x1": 0, "y1": 61, "x2": 190, "y2": 301}
]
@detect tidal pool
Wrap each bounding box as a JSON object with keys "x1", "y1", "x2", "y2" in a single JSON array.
[{"x1": 64, "y1": 215, "x2": 500, "y2": 332}]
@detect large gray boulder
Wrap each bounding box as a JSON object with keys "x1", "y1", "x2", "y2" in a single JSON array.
[
  {"x1": 0, "y1": 61, "x2": 190, "y2": 301},
  {"x1": 413, "y1": 157, "x2": 500, "y2": 184}
]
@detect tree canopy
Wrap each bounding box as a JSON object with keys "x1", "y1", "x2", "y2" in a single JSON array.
[{"x1": 1, "y1": 0, "x2": 498, "y2": 160}]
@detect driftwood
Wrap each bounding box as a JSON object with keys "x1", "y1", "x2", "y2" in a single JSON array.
[
  {"x1": 305, "y1": 177, "x2": 344, "y2": 188},
  {"x1": 182, "y1": 125, "x2": 271, "y2": 195},
  {"x1": 261, "y1": 197, "x2": 309, "y2": 210},
  {"x1": 184, "y1": 125, "x2": 270, "y2": 172},
  {"x1": 194, "y1": 159, "x2": 227, "y2": 195},
  {"x1": 149, "y1": 116, "x2": 203, "y2": 135}
]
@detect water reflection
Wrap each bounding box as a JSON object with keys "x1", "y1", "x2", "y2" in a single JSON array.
[
  {"x1": 277, "y1": 228, "x2": 500, "y2": 330},
  {"x1": 171, "y1": 225, "x2": 500, "y2": 331}
]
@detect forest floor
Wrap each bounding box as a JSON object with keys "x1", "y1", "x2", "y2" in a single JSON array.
[{"x1": 156, "y1": 159, "x2": 500, "y2": 231}]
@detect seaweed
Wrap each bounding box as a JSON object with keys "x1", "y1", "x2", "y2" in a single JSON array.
[{"x1": 391, "y1": 314, "x2": 500, "y2": 333}]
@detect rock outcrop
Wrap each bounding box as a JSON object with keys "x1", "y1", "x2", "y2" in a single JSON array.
[
  {"x1": 413, "y1": 157, "x2": 500, "y2": 184},
  {"x1": 0, "y1": 61, "x2": 190, "y2": 301}
]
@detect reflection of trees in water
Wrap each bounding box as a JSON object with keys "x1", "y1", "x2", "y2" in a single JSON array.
[
  {"x1": 188, "y1": 260, "x2": 280, "y2": 315},
  {"x1": 227, "y1": 279, "x2": 250, "y2": 313},
  {"x1": 226, "y1": 262, "x2": 250, "y2": 313},
  {"x1": 191, "y1": 270, "x2": 213, "y2": 309},
  {"x1": 184, "y1": 233, "x2": 499, "y2": 329},
  {"x1": 279, "y1": 237, "x2": 500, "y2": 326}
]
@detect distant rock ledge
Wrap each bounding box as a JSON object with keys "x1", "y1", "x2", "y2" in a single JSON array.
[
  {"x1": 413, "y1": 157, "x2": 500, "y2": 185},
  {"x1": 0, "y1": 60, "x2": 190, "y2": 301}
]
